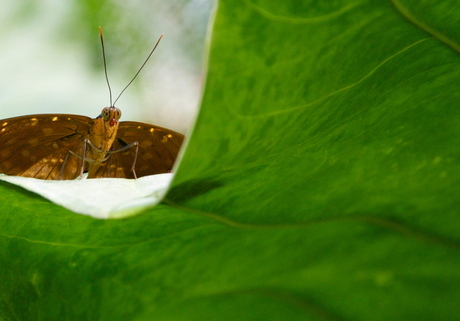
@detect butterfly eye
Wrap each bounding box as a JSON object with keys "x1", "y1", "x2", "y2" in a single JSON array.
[
  {"x1": 102, "y1": 108, "x2": 110, "y2": 120},
  {"x1": 116, "y1": 109, "x2": 122, "y2": 120}
]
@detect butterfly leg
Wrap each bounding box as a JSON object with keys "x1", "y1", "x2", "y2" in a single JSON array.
[
  {"x1": 59, "y1": 152, "x2": 70, "y2": 180},
  {"x1": 60, "y1": 142, "x2": 88, "y2": 180},
  {"x1": 130, "y1": 142, "x2": 139, "y2": 179},
  {"x1": 107, "y1": 141, "x2": 139, "y2": 179},
  {"x1": 67, "y1": 138, "x2": 98, "y2": 179},
  {"x1": 79, "y1": 138, "x2": 89, "y2": 178}
]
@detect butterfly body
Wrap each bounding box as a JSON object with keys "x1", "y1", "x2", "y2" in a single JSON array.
[
  {"x1": 90, "y1": 107, "x2": 120, "y2": 157},
  {"x1": 0, "y1": 108, "x2": 184, "y2": 180}
]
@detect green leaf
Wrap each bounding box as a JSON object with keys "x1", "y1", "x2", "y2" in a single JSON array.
[{"x1": 1, "y1": 0, "x2": 460, "y2": 320}]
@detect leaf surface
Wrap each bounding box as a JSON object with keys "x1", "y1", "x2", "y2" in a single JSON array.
[{"x1": 1, "y1": 1, "x2": 459, "y2": 320}]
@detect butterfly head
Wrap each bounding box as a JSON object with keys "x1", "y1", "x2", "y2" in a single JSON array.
[{"x1": 99, "y1": 106, "x2": 122, "y2": 127}]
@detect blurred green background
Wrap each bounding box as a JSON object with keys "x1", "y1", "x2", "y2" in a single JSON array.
[{"x1": 0, "y1": 0, "x2": 214, "y2": 133}]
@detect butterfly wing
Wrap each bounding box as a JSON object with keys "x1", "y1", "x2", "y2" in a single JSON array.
[
  {"x1": 87, "y1": 121, "x2": 184, "y2": 178},
  {"x1": 0, "y1": 114, "x2": 93, "y2": 180}
]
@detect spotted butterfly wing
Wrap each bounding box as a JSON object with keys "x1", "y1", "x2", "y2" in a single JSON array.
[
  {"x1": 87, "y1": 121, "x2": 184, "y2": 178},
  {"x1": 0, "y1": 114, "x2": 91, "y2": 180},
  {"x1": 0, "y1": 113, "x2": 184, "y2": 180}
]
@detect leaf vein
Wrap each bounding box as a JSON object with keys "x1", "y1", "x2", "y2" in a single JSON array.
[
  {"x1": 163, "y1": 199, "x2": 460, "y2": 251},
  {"x1": 199, "y1": 287, "x2": 345, "y2": 321},
  {"x1": 390, "y1": 0, "x2": 460, "y2": 53},
  {"x1": 228, "y1": 37, "x2": 432, "y2": 118},
  {"x1": 245, "y1": 0, "x2": 362, "y2": 24}
]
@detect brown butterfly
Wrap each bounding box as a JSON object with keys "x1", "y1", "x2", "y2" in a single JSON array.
[{"x1": 0, "y1": 27, "x2": 184, "y2": 180}]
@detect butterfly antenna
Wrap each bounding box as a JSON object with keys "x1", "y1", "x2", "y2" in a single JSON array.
[
  {"x1": 99, "y1": 26, "x2": 113, "y2": 107},
  {"x1": 112, "y1": 33, "x2": 164, "y2": 106}
]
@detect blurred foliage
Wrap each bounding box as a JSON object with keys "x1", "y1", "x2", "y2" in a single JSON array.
[{"x1": 64, "y1": 0, "x2": 213, "y2": 74}]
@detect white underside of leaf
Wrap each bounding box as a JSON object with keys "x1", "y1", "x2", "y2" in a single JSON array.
[{"x1": 0, "y1": 174, "x2": 174, "y2": 219}]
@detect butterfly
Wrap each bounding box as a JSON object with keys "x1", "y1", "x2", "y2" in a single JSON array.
[{"x1": 0, "y1": 27, "x2": 184, "y2": 180}]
